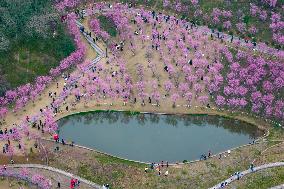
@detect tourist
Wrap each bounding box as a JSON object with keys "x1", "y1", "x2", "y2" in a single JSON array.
[
  {"x1": 103, "y1": 184, "x2": 110, "y2": 189},
  {"x1": 145, "y1": 167, "x2": 149, "y2": 173},
  {"x1": 70, "y1": 178, "x2": 75, "y2": 188},
  {"x1": 227, "y1": 150, "x2": 231, "y2": 156},
  {"x1": 57, "y1": 182, "x2": 61, "y2": 188},
  {"x1": 150, "y1": 162, "x2": 154, "y2": 169},
  {"x1": 55, "y1": 146, "x2": 59, "y2": 151},
  {"x1": 164, "y1": 170, "x2": 169, "y2": 176},
  {"x1": 166, "y1": 161, "x2": 169, "y2": 168},
  {"x1": 161, "y1": 161, "x2": 164, "y2": 167},
  {"x1": 208, "y1": 150, "x2": 211, "y2": 158},
  {"x1": 62, "y1": 139, "x2": 65, "y2": 145},
  {"x1": 158, "y1": 170, "x2": 161, "y2": 176},
  {"x1": 237, "y1": 172, "x2": 240, "y2": 180},
  {"x1": 54, "y1": 134, "x2": 59, "y2": 142},
  {"x1": 250, "y1": 163, "x2": 254, "y2": 172}
]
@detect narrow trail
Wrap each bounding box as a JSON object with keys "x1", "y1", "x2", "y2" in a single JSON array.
[
  {"x1": 5, "y1": 164, "x2": 102, "y2": 189},
  {"x1": 209, "y1": 162, "x2": 284, "y2": 189},
  {"x1": 0, "y1": 19, "x2": 104, "y2": 189},
  {"x1": 270, "y1": 184, "x2": 284, "y2": 189}
]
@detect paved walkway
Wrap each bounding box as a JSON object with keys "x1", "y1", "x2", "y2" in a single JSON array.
[
  {"x1": 6, "y1": 164, "x2": 102, "y2": 189},
  {"x1": 209, "y1": 162, "x2": 284, "y2": 189},
  {"x1": 270, "y1": 184, "x2": 284, "y2": 189}
]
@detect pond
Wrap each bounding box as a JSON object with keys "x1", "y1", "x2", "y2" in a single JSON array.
[{"x1": 58, "y1": 111, "x2": 263, "y2": 163}]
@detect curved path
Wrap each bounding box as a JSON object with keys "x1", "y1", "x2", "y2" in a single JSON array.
[
  {"x1": 209, "y1": 162, "x2": 284, "y2": 189},
  {"x1": 6, "y1": 164, "x2": 102, "y2": 189},
  {"x1": 0, "y1": 20, "x2": 104, "y2": 189}
]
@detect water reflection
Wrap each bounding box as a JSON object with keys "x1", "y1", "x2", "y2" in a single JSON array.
[
  {"x1": 60, "y1": 112, "x2": 262, "y2": 138},
  {"x1": 58, "y1": 111, "x2": 263, "y2": 162}
]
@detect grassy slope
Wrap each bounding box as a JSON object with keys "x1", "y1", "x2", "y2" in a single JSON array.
[
  {"x1": 0, "y1": 0, "x2": 75, "y2": 95},
  {"x1": 121, "y1": 0, "x2": 283, "y2": 48}
]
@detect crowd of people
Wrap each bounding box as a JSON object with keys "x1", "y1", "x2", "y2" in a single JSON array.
[{"x1": 0, "y1": 1, "x2": 282, "y2": 188}]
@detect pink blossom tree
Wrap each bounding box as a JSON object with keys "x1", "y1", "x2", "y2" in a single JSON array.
[{"x1": 171, "y1": 93, "x2": 180, "y2": 107}]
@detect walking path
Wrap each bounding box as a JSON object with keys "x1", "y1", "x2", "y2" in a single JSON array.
[
  {"x1": 6, "y1": 164, "x2": 102, "y2": 189},
  {"x1": 209, "y1": 162, "x2": 284, "y2": 189},
  {"x1": 0, "y1": 19, "x2": 104, "y2": 189},
  {"x1": 270, "y1": 184, "x2": 284, "y2": 189}
]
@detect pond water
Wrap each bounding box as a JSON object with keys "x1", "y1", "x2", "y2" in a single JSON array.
[{"x1": 58, "y1": 111, "x2": 263, "y2": 163}]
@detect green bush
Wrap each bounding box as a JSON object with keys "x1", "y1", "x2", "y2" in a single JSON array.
[
  {"x1": 98, "y1": 15, "x2": 117, "y2": 37},
  {"x1": 243, "y1": 15, "x2": 250, "y2": 24}
]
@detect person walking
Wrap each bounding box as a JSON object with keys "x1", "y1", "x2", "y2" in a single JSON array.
[
  {"x1": 150, "y1": 162, "x2": 154, "y2": 169},
  {"x1": 250, "y1": 163, "x2": 254, "y2": 172}
]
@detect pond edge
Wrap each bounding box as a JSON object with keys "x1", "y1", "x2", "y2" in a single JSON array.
[{"x1": 52, "y1": 109, "x2": 271, "y2": 166}]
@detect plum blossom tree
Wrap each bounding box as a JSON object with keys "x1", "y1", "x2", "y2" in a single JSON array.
[
  {"x1": 262, "y1": 0, "x2": 278, "y2": 7},
  {"x1": 216, "y1": 95, "x2": 226, "y2": 107},
  {"x1": 31, "y1": 174, "x2": 52, "y2": 189},
  {"x1": 185, "y1": 92, "x2": 193, "y2": 107},
  {"x1": 0, "y1": 107, "x2": 8, "y2": 120},
  {"x1": 223, "y1": 21, "x2": 232, "y2": 30},
  {"x1": 163, "y1": 0, "x2": 170, "y2": 7},
  {"x1": 236, "y1": 22, "x2": 246, "y2": 33},
  {"x1": 178, "y1": 83, "x2": 188, "y2": 97},
  {"x1": 171, "y1": 93, "x2": 180, "y2": 107},
  {"x1": 198, "y1": 96, "x2": 209, "y2": 106},
  {"x1": 5, "y1": 90, "x2": 17, "y2": 103},
  {"x1": 151, "y1": 91, "x2": 161, "y2": 106},
  {"x1": 194, "y1": 83, "x2": 202, "y2": 95},
  {"x1": 164, "y1": 80, "x2": 174, "y2": 96}
]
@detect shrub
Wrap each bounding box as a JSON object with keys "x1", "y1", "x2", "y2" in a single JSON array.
[{"x1": 97, "y1": 15, "x2": 117, "y2": 37}]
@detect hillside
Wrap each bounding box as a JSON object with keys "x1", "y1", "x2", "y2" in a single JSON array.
[
  {"x1": 121, "y1": 0, "x2": 284, "y2": 48},
  {"x1": 0, "y1": 0, "x2": 75, "y2": 95}
]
